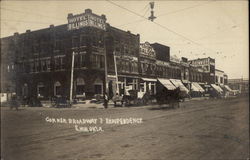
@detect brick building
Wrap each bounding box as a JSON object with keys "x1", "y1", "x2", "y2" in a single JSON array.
[
  {"x1": 189, "y1": 57, "x2": 215, "y2": 84},
  {"x1": 1, "y1": 9, "x2": 231, "y2": 101},
  {"x1": 1, "y1": 9, "x2": 140, "y2": 99}
]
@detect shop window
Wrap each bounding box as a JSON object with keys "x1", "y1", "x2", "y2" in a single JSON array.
[
  {"x1": 94, "y1": 78, "x2": 103, "y2": 94},
  {"x1": 94, "y1": 85, "x2": 102, "y2": 94}
]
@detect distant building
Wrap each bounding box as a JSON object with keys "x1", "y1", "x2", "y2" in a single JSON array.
[
  {"x1": 228, "y1": 78, "x2": 249, "y2": 93},
  {"x1": 189, "y1": 57, "x2": 215, "y2": 84},
  {"x1": 215, "y1": 69, "x2": 228, "y2": 85}
]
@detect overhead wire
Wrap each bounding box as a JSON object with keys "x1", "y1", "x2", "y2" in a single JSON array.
[
  {"x1": 115, "y1": 1, "x2": 214, "y2": 28},
  {"x1": 106, "y1": 0, "x2": 218, "y2": 55}
]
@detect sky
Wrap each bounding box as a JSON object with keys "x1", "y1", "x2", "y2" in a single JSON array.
[{"x1": 0, "y1": 0, "x2": 248, "y2": 79}]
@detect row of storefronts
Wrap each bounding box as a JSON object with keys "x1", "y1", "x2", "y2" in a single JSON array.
[{"x1": 1, "y1": 9, "x2": 238, "y2": 102}]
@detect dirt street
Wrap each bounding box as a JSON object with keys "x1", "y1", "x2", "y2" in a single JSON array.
[{"x1": 1, "y1": 96, "x2": 249, "y2": 160}]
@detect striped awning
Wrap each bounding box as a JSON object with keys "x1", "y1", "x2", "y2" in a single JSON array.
[
  {"x1": 224, "y1": 85, "x2": 233, "y2": 92},
  {"x1": 193, "y1": 82, "x2": 205, "y2": 92},
  {"x1": 157, "y1": 78, "x2": 176, "y2": 90},
  {"x1": 211, "y1": 84, "x2": 223, "y2": 93},
  {"x1": 191, "y1": 83, "x2": 200, "y2": 92},
  {"x1": 170, "y1": 79, "x2": 189, "y2": 93}
]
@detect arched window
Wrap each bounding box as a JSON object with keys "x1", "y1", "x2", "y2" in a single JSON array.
[
  {"x1": 54, "y1": 81, "x2": 61, "y2": 96},
  {"x1": 22, "y1": 83, "x2": 28, "y2": 97},
  {"x1": 37, "y1": 82, "x2": 45, "y2": 98},
  {"x1": 76, "y1": 78, "x2": 85, "y2": 95}
]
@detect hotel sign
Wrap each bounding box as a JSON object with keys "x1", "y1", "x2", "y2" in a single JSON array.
[{"x1": 67, "y1": 9, "x2": 106, "y2": 31}]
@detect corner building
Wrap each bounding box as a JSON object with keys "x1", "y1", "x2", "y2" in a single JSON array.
[{"x1": 1, "y1": 9, "x2": 140, "y2": 99}]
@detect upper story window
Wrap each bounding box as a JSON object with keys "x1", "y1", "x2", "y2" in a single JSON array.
[
  {"x1": 41, "y1": 58, "x2": 51, "y2": 72},
  {"x1": 54, "y1": 56, "x2": 66, "y2": 70},
  {"x1": 80, "y1": 35, "x2": 87, "y2": 47},
  {"x1": 72, "y1": 37, "x2": 79, "y2": 48},
  {"x1": 32, "y1": 44, "x2": 39, "y2": 54},
  {"x1": 55, "y1": 40, "x2": 62, "y2": 50},
  {"x1": 7, "y1": 65, "x2": 10, "y2": 72}
]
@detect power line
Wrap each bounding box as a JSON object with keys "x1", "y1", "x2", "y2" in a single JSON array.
[
  {"x1": 106, "y1": 0, "x2": 218, "y2": 54},
  {"x1": 142, "y1": 5, "x2": 150, "y2": 17},
  {"x1": 157, "y1": 1, "x2": 214, "y2": 17},
  {"x1": 115, "y1": 1, "x2": 214, "y2": 28}
]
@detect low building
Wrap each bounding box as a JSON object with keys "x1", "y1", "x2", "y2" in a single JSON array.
[
  {"x1": 215, "y1": 69, "x2": 228, "y2": 85},
  {"x1": 228, "y1": 78, "x2": 249, "y2": 93}
]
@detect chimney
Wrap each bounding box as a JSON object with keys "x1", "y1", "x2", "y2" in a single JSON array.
[
  {"x1": 101, "y1": 14, "x2": 106, "y2": 21},
  {"x1": 85, "y1": 9, "x2": 92, "y2": 14},
  {"x1": 67, "y1": 13, "x2": 73, "y2": 18},
  {"x1": 14, "y1": 32, "x2": 19, "y2": 36}
]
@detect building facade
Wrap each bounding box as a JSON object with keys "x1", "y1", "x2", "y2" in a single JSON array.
[
  {"x1": 1, "y1": 9, "x2": 232, "y2": 101},
  {"x1": 1, "y1": 9, "x2": 140, "y2": 99},
  {"x1": 215, "y1": 69, "x2": 228, "y2": 85},
  {"x1": 228, "y1": 78, "x2": 249, "y2": 93},
  {"x1": 189, "y1": 57, "x2": 215, "y2": 84}
]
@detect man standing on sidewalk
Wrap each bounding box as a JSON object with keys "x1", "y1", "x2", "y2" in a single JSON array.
[{"x1": 103, "y1": 93, "x2": 108, "y2": 109}]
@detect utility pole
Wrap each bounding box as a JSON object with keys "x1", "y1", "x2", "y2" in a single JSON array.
[
  {"x1": 70, "y1": 51, "x2": 75, "y2": 105},
  {"x1": 103, "y1": 35, "x2": 108, "y2": 108},
  {"x1": 113, "y1": 51, "x2": 119, "y2": 94}
]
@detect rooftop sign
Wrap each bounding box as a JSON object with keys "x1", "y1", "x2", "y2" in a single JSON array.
[{"x1": 67, "y1": 9, "x2": 107, "y2": 31}]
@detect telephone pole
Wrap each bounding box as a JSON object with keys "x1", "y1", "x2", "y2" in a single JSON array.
[{"x1": 70, "y1": 51, "x2": 75, "y2": 105}]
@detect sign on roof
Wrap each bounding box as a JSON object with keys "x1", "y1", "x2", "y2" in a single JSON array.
[{"x1": 67, "y1": 9, "x2": 106, "y2": 31}]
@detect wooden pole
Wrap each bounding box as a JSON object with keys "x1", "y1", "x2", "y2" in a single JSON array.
[
  {"x1": 113, "y1": 51, "x2": 119, "y2": 94},
  {"x1": 70, "y1": 51, "x2": 75, "y2": 104}
]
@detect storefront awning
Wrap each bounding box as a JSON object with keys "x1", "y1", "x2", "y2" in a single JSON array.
[
  {"x1": 224, "y1": 85, "x2": 233, "y2": 92},
  {"x1": 141, "y1": 78, "x2": 157, "y2": 82},
  {"x1": 193, "y1": 82, "x2": 205, "y2": 92},
  {"x1": 182, "y1": 80, "x2": 190, "y2": 84},
  {"x1": 191, "y1": 83, "x2": 200, "y2": 92},
  {"x1": 211, "y1": 84, "x2": 223, "y2": 93},
  {"x1": 157, "y1": 78, "x2": 176, "y2": 90},
  {"x1": 170, "y1": 79, "x2": 189, "y2": 93}
]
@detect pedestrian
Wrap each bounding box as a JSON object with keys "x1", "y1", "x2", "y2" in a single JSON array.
[
  {"x1": 103, "y1": 93, "x2": 108, "y2": 109},
  {"x1": 9, "y1": 95, "x2": 19, "y2": 111}
]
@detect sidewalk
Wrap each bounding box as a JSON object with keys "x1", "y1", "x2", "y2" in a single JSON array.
[{"x1": 37, "y1": 96, "x2": 212, "y2": 109}]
